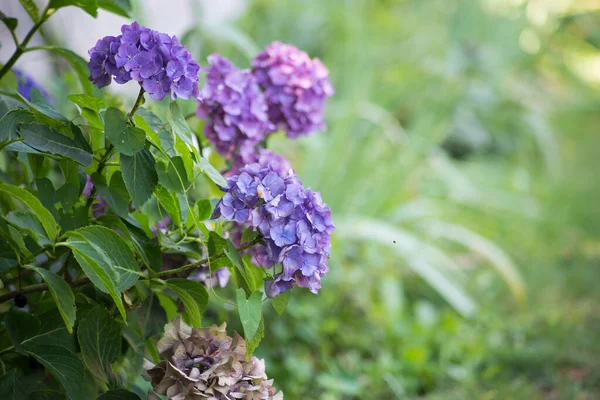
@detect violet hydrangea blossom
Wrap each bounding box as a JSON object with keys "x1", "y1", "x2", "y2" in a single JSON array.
[
  {"x1": 251, "y1": 41, "x2": 334, "y2": 138},
  {"x1": 196, "y1": 54, "x2": 273, "y2": 158},
  {"x1": 213, "y1": 154, "x2": 334, "y2": 297},
  {"x1": 88, "y1": 22, "x2": 200, "y2": 100}
]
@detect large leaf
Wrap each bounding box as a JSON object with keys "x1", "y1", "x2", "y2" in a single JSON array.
[
  {"x1": 154, "y1": 185, "x2": 181, "y2": 226},
  {"x1": 0, "y1": 108, "x2": 34, "y2": 142},
  {"x1": 97, "y1": 0, "x2": 132, "y2": 18},
  {"x1": 26, "y1": 344, "x2": 84, "y2": 400},
  {"x1": 245, "y1": 316, "x2": 264, "y2": 359},
  {"x1": 5, "y1": 307, "x2": 41, "y2": 352},
  {"x1": 97, "y1": 389, "x2": 141, "y2": 400},
  {"x1": 155, "y1": 156, "x2": 189, "y2": 192},
  {"x1": 271, "y1": 291, "x2": 290, "y2": 316},
  {"x1": 19, "y1": 0, "x2": 39, "y2": 22},
  {"x1": 66, "y1": 226, "x2": 140, "y2": 292},
  {"x1": 77, "y1": 306, "x2": 122, "y2": 381},
  {"x1": 18, "y1": 123, "x2": 93, "y2": 166},
  {"x1": 27, "y1": 266, "x2": 76, "y2": 333},
  {"x1": 67, "y1": 94, "x2": 104, "y2": 112},
  {"x1": 104, "y1": 107, "x2": 145, "y2": 156},
  {"x1": 198, "y1": 156, "x2": 227, "y2": 188},
  {"x1": 92, "y1": 172, "x2": 131, "y2": 218},
  {"x1": 236, "y1": 289, "x2": 262, "y2": 342},
  {"x1": 121, "y1": 148, "x2": 157, "y2": 208},
  {"x1": 18, "y1": 88, "x2": 67, "y2": 122},
  {"x1": 166, "y1": 102, "x2": 194, "y2": 146},
  {"x1": 5, "y1": 211, "x2": 52, "y2": 246},
  {"x1": 166, "y1": 279, "x2": 209, "y2": 327},
  {"x1": 0, "y1": 182, "x2": 58, "y2": 240},
  {"x1": 0, "y1": 370, "x2": 27, "y2": 400},
  {"x1": 48, "y1": 0, "x2": 98, "y2": 17}
]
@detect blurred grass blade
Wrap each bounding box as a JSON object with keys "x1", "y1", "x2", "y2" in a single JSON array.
[
  {"x1": 421, "y1": 221, "x2": 525, "y2": 302},
  {"x1": 336, "y1": 218, "x2": 477, "y2": 317}
]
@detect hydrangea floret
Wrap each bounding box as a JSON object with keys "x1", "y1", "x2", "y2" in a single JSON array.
[
  {"x1": 88, "y1": 22, "x2": 200, "y2": 100},
  {"x1": 144, "y1": 317, "x2": 282, "y2": 400},
  {"x1": 213, "y1": 153, "x2": 334, "y2": 298}
]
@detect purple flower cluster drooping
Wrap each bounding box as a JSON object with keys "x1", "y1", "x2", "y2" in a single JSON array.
[
  {"x1": 196, "y1": 54, "x2": 273, "y2": 158},
  {"x1": 14, "y1": 69, "x2": 51, "y2": 102},
  {"x1": 213, "y1": 156, "x2": 334, "y2": 297},
  {"x1": 88, "y1": 22, "x2": 200, "y2": 100},
  {"x1": 252, "y1": 41, "x2": 334, "y2": 138}
]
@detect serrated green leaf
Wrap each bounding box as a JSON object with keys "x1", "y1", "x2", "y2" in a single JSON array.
[
  {"x1": 97, "y1": 389, "x2": 141, "y2": 400},
  {"x1": 0, "y1": 182, "x2": 57, "y2": 239},
  {"x1": 27, "y1": 266, "x2": 76, "y2": 333},
  {"x1": 198, "y1": 156, "x2": 227, "y2": 187},
  {"x1": 121, "y1": 148, "x2": 157, "y2": 208},
  {"x1": 166, "y1": 279, "x2": 208, "y2": 327},
  {"x1": 0, "y1": 108, "x2": 34, "y2": 143},
  {"x1": 104, "y1": 108, "x2": 145, "y2": 156},
  {"x1": 245, "y1": 316, "x2": 264, "y2": 359},
  {"x1": 5, "y1": 307, "x2": 42, "y2": 352},
  {"x1": 195, "y1": 199, "x2": 212, "y2": 221},
  {"x1": 154, "y1": 185, "x2": 181, "y2": 226},
  {"x1": 18, "y1": 87, "x2": 67, "y2": 122},
  {"x1": 0, "y1": 369, "x2": 27, "y2": 400},
  {"x1": 25, "y1": 344, "x2": 84, "y2": 400},
  {"x1": 271, "y1": 290, "x2": 290, "y2": 316},
  {"x1": 19, "y1": 0, "x2": 39, "y2": 22},
  {"x1": 155, "y1": 156, "x2": 189, "y2": 192},
  {"x1": 92, "y1": 172, "x2": 131, "y2": 218},
  {"x1": 66, "y1": 226, "x2": 140, "y2": 292},
  {"x1": 77, "y1": 305, "x2": 122, "y2": 381},
  {"x1": 67, "y1": 94, "x2": 104, "y2": 112},
  {"x1": 5, "y1": 211, "x2": 52, "y2": 246},
  {"x1": 97, "y1": 0, "x2": 132, "y2": 18},
  {"x1": 166, "y1": 102, "x2": 194, "y2": 146},
  {"x1": 236, "y1": 289, "x2": 262, "y2": 342},
  {"x1": 18, "y1": 123, "x2": 93, "y2": 166},
  {"x1": 48, "y1": 0, "x2": 98, "y2": 17},
  {"x1": 56, "y1": 183, "x2": 79, "y2": 212}
]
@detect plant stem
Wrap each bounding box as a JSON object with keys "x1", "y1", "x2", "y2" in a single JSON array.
[
  {"x1": 0, "y1": 5, "x2": 52, "y2": 82},
  {"x1": 128, "y1": 87, "x2": 145, "y2": 121},
  {"x1": 0, "y1": 237, "x2": 263, "y2": 303}
]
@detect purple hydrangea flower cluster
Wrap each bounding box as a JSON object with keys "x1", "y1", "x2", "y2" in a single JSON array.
[
  {"x1": 196, "y1": 54, "x2": 273, "y2": 158},
  {"x1": 228, "y1": 147, "x2": 293, "y2": 177},
  {"x1": 213, "y1": 157, "x2": 334, "y2": 297},
  {"x1": 252, "y1": 41, "x2": 334, "y2": 138},
  {"x1": 14, "y1": 69, "x2": 51, "y2": 102},
  {"x1": 88, "y1": 22, "x2": 200, "y2": 100}
]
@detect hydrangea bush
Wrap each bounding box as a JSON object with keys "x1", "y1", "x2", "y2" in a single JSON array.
[{"x1": 0, "y1": 2, "x2": 333, "y2": 399}]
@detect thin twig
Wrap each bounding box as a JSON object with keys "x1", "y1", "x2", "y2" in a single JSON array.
[{"x1": 0, "y1": 277, "x2": 90, "y2": 304}]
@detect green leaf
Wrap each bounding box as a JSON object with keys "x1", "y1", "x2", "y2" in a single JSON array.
[
  {"x1": 19, "y1": 88, "x2": 67, "y2": 122},
  {"x1": 0, "y1": 11, "x2": 18, "y2": 31},
  {"x1": 195, "y1": 199, "x2": 212, "y2": 221},
  {"x1": 120, "y1": 148, "x2": 157, "y2": 208},
  {"x1": 166, "y1": 102, "x2": 194, "y2": 146},
  {"x1": 66, "y1": 226, "x2": 140, "y2": 292},
  {"x1": 25, "y1": 344, "x2": 84, "y2": 400},
  {"x1": 271, "y1": 290, "x2": 290, "y2": 316},
  {"x1": 104, "y1": 108, "x2": 145, "y2": 156},
  {"x1": 97, "y1": 389, "x2": 141, "y2": 400},
  {"x1": 92, "y1": 172, "x2": 131, "y2": 218},
  {"x1": 245, "y1": 316, "x2": 264, "y2": 359},
  {"x1": 77, "y1": 305, "x2": 123, "y2": 381},
  {"x1": 236, "y1": 289, "x2": 262, "y2": 342},
  {"x1": 198, "y1": 156, "x2": 227, "y2": 187},
  {"x1": 56, "y1": 183, "x2": 79, "y2": 212},
  {"x1": 155, "y1": 156, "x2": 189, "y2": 192},
  {"x1": 5, "y1": 307, "x2": 42, "y2": 352},
  {"x1": 19, "y1": 0, "x2": 39, "y2": 22},
  {"x1": 0, "y1": 108, "x2": 34, "y2": 143},
  {"x1": 0, "y1": 370, "x2": 27, "y2": 400},
  {"x1": 67, "y1": 94, "x2": 104, "y2": 112},
  {"x1": 97, "y1": 0, "x2": 132, "y2": 18},
  {"x1": 154, "y1": 185, "x2": 181, "y2": 226},
  {"x1": 5, "y1": 211, "x2": 52, "y2": 246},
  {"x1": 27, "y1": 266, "x2": 76, "y2": 333},
  {"x1": 0, "y1": 182, "x2": 57, "y2": 239},
  {"x1": 68, "y1": 248, "x2": 127, "y2": 321},
  {"x1": 166, "y1": 279, "x2": 209, "y2": 327},
  {"x1": 48, "y1": 0, "x2": 98, "y2": 17},
  {"x1": 225, "y1": 240, "x2": 252, "y2": 295},
  {"x1": 207, "y1": 231, "x2": 233, "y2": 270},
  {"x1": 19, "y1": 123, "x2": 93, "y2": 166}
]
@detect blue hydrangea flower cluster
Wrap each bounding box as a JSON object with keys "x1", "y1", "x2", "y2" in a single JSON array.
[
  {"x1": 88, "y1": 22, "x2": 200, "y2": 100},
  {"x1": 196, "y1": 54, "x2": 273, "y2": 158},
  {"x1": 213, "y1": 156, "x2": 334, "y2": 297},
  {"x1": 252, "y1": 41, "x2": 334, "y2": 138},
  {"x1": 14, "y1": 69, "x2": 51, "y2": 102}
]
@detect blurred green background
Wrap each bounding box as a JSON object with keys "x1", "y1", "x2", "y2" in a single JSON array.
[{"x1": 9, "y1": 0, "x2": 600, "y2": 398}]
